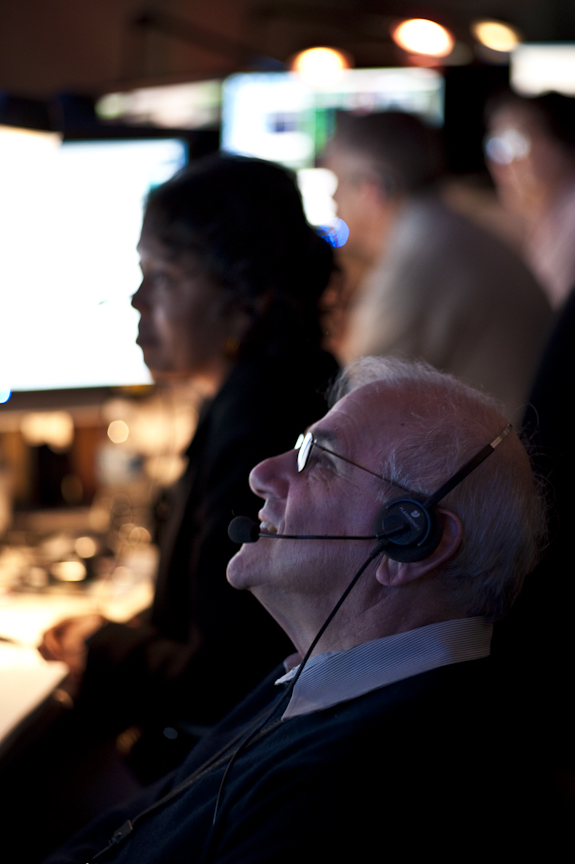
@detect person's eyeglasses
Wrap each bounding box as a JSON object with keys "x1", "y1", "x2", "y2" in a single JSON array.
[
  {"x1": 483, "y1": 127, "x2": 531, "y2": 165},
  {"x1": 295, "y1": 431, "x2": 409, "y2": 492}
]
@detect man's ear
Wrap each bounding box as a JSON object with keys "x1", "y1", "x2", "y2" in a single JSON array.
[{"x1": 375, "y1": 509, "x2": 462, "y2": 587}]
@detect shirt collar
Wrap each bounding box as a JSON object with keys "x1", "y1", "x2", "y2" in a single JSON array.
[{"x1": 275, "y1": 617, "x2": 493, "y2": 719}]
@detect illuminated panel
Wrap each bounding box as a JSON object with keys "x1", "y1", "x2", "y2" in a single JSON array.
[
  {"x1": 96, "y1": 80, "x2": 222, "y2": 129},
  {"x1": 221, "y1": 69, "x2": 443, "y2": 237},
  {"x1": 0, "y1": 133, "x2": 187, "y2": 392},
  {"x1": 511, "y1": 43, "x2": 575, "y2": 96},
  {"x1": 222, "y1": 68, "x2": 443, "y2": 170}
]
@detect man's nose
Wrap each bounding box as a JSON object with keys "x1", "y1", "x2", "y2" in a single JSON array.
[{"x1": 249, "y1": 449, "x2": 296, "y2": 499}]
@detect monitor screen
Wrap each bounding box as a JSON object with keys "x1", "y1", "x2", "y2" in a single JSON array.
[
  {"x1": 511, "y1": 43, "x2": 575, "y2": 96},
  {"x1": 0, "y1": 129, "x2": 187, "y2": 395},
  {"x1": 221, "y1": 68, "x2": 444, "y2": 170},
  {"x1": 221, "y1": 68, "x2": 443, "y2": 234}
]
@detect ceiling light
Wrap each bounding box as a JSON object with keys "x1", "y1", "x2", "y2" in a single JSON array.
[
  {"x1": 391, "y1": 19, "x2": 455, "y2": 58},
  {"x1": 291, "y1": 47, "x2": 351, "y2": 86},
  {"x1": 472, "y1": 20, "x2": 521, "y2": 53}
]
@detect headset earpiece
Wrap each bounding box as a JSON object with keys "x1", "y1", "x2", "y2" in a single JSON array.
[
  {"x1": 371, "y1": 424, "x2": 513, "y2": 563},
  {"x1": 374, "y1": 498, "x2": 443, "y2": 563}
]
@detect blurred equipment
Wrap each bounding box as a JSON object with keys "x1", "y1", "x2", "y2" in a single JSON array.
[
  {"x1": 222, "y1": 67, "x2": 443, "y2": 171},
  {"x1": 96, "y1": 80, "x2": 222, "y2": 129}
]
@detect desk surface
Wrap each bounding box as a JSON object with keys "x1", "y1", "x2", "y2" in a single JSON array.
[
  {"x1": 0, "y1": 643, "x2": 67, "y2": 745},
  {"x1": 0, "y1": 545, "x2": 157, "y2": 748}
]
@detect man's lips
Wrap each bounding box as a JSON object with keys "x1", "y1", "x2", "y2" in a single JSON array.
[{"x1": 258, "y1": 512, "x2": 278, "y2": 534}]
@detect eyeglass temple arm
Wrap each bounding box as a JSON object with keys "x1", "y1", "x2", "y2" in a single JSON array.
[{"x1": 423, "y1": 424, "x2": 512, "y2": 510}]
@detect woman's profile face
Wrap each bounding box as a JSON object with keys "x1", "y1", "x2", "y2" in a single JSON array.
[{"x1": 133, "y1": 231, "x2": 237, "y2": 391}]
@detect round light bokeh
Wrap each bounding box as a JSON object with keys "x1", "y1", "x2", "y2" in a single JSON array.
[
  {"x1": 391, "y1": 19, "x2": 455, "y2": 58},
  {"x1": 107, "y1": 419, "x2": 130, "y2": 444},
  {"x1": 291, "y1": 47, "x2": 351, "y2": 86},
  {"x1": 472, "y1": 20, "x2": 521, "y2": 53}
]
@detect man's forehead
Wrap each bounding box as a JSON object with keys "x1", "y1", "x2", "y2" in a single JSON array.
[{"x1": 312, "y1": 382, "x2": 406, "y2": 446}]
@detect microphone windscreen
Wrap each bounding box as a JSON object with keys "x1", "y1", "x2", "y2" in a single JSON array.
[{"x1": 228, "y1": 516, "x2": 260, "y2": 544}]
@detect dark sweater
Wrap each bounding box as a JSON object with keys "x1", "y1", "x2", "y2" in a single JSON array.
[{"x1": 44, "y1": 657, "x2": 562, "y2": 863}]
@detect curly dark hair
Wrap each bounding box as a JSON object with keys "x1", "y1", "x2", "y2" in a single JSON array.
[{"x1": 142, "y1": 153, "x2": 334, "y2": 355}]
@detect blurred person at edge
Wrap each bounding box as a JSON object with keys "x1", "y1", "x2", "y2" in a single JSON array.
[
  {"x1": 39, "y1": 155, "x2": 339, "y2": 781},
  {"x1": 323, "y1": 111, "x2": 551, "y2": 423},
  {"x1": 485, "y1": 90, "x2": 575, "y2": 309}
]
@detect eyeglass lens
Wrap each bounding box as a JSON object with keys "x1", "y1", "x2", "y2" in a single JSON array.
[{"x1": 296, "y1": 431, "x2": 314, "y2": 472}]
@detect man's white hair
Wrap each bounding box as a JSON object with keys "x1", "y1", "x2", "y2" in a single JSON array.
[{"x1": 331, "y1": 357, "x2": 547, "y2": 619}]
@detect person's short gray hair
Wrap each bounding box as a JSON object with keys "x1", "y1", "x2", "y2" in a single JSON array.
[{"x1": 331, "y1": 357, "x2": 547, "y2": 620}]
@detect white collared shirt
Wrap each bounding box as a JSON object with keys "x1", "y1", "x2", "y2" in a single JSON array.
[{"x1": 275, "y1": 617, "x2": 493, "y2": 719}]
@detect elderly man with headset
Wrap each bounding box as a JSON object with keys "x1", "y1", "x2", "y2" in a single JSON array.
[{"x1": 44, "y1": 357, "x2": 560, "y2": 864}]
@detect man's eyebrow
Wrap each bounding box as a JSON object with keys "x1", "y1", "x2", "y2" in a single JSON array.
[
  {"x1": 306, "y1": 428, "x2": 344, "y2": 452},
  {"x1": 303, "y1": 425, "x2": 413, "y2": 493}
]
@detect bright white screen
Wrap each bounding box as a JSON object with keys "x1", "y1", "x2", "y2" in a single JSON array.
[
  {"x1": 0, "y1": 131, "x2": 187, "y2": 392},
  {"x1": 221, "y1": 68, "x2": 444, "y2": 171},
  {"x1": 511, "y1": 43, "x2": 575, "y2": 96}
]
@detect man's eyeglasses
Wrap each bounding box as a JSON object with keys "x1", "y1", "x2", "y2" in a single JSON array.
[{"x1": 295, "y1": 431, "x2": 409, "y2": 492}]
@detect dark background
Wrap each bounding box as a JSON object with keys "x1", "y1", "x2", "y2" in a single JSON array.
[{"x1": 0, "y1": 1, "x2": 572, "y2": 175}]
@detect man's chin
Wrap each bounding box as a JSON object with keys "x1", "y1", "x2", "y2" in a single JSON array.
[{"x1": 226, "y1": 543, "x2": 261, "y2": 592}]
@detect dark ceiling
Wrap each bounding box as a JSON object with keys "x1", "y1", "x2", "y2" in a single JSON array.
[{"x1": 1, "y1": 0, "x2": 575, "y2": 98}]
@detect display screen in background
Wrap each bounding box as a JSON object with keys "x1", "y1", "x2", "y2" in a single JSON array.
[
  {"x1": 511, "y1": 43, "x2": 575, "y2": 95},
  {"x1": 0, "y1": 129, "x2": 187, "y2": 394},
  {"x1": 221, "y1": 68, "x2": 443, "y2": 230}
]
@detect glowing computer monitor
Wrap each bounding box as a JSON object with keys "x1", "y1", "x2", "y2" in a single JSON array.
[
  {"x1": 221, "y1": 68, "x2": 443, "y2": 233},
  {"x1": 0, "y1": 129, "x2": 187, "y2": 395}
]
